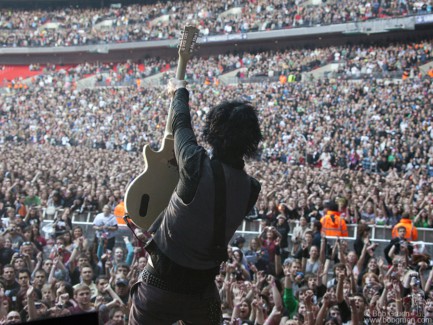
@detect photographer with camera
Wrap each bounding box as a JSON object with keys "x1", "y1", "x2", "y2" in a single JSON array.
[{"x1": 384, "y1": 225, "x2": 414, "y2": 265}]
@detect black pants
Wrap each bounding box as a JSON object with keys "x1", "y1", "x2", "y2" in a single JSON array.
[{"x1": 129, "y1": 268, "x2": 221, "y2": 325}]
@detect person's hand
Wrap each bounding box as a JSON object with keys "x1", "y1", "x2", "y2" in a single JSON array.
[
  {"x1": 257, "y1": 271, "x2": 266, "y2": 283},
  {"x1": 134, "y1": 228, "x2": 150, "y2": 241},
  {"x1": 167, "y1": 78, "x2": 187, "y2": 96},
  {"x1": 249, "y1": 262, "x2": 258, "y2": 274},
  {"x1": 78, "y1": 236, "x2": 84, "y2": 246},
  {"x1": 349, "y1": 296, "x2": 357, "y2": 310},
  {"x1": 338, "y1": 272, "x2": 346, "y2": 283},
  {"x1": 26, "y1": 286, "x2": 35, "y2": 299},
  {"x1": 340, "y1": 239, "x2": 348, "y2": 251},
  {"x1": 36, "y1": 251, "x2": 43, "y2": 263},
  {"x1": 251, "y1": 298, "x2": 259, "y2": 310},
  {"x1": 322, "y1": 292, "x2": 332, "y2": 307},
  {"x1": 94, "y1": 295, "x2": 104, "y2": 307},
  {"x1": 370, "y1": 293, "x2": 380, "y2": 307},
  {"x1": 345, "y1": 265, "x2": 352, "y2": 278},
  {"x1": 225, "y1": 262, "x2": 235, "y2": 274},
  {"x1": 101, "y1": 283, "x2": 111, "y2": 293},
  {"x1": 418, "y1": 261, "x2": 428, "y2": 272},
  {"x1": 267, "y1": 274, "x2": 276, "y2": 286},
  {"x1": 59, "y1": 293, "x2": 69, "y2": 305},
  {"x1": 377, "y1": 257, "x2": 385, "y2": 270},
  {"x1": 304, "y1": 291, "x2": 313, "y2": 307}
]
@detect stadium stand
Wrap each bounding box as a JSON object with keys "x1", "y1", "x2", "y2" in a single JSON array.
[{"x1": 1, "y1": 1, "x2": 433, "y2": 324}]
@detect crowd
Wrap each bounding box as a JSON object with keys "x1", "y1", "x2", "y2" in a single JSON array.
[
  {"x1": 0, "y1": 0, "x2": 430, "y2": 47},
  {"x1": 328, "y1": 40, "x2": 433, "y2": 80},
  {"x1": 0, "y1": 38, "x2": 433, "y2": 325},
  {"x1": 3, "y1": 37, "x2": 433, "y2": 92}
]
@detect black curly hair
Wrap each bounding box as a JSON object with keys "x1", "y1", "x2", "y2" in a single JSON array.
[{"x1": 203, "y1": 100, "x2": 262, "y2": 160}]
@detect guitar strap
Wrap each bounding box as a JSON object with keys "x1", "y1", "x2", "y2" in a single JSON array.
[{"x1": 210, "y1": 158, "x2": 229, "y2": 263}]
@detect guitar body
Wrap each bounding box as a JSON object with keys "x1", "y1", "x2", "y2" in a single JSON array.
[
  {"x1": 124, "y1": 136, "x2": 179, "y2": 229},
  {"x1": 124, "y1": 25, "x2": 198, "y2": 230}
]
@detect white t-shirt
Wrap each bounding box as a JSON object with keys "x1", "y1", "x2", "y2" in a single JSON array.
[{"x1": 93, "y1": 213, "x2": 118, "y2": 239}]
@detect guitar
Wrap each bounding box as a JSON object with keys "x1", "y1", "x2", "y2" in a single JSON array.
[{"x1": 124, "y1": 25, "x2": 199, "y2": 230}]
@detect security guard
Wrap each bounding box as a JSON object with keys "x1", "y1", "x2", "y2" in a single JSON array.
[{"x1": 320, "y1": 200, "x2": 348, "y2": 237}]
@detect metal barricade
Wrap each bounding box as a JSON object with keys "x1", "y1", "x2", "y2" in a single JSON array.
[
  {"x1": 235, "y1": 220, "x2": 433, "y2": 256},
  {"x1": 40, "y1": 207, "x2": 433, "y2": 256}
]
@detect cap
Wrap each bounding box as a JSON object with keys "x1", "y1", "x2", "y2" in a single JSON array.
[
  {"x1": 115, "y1": 278, "x2": 129, "y2": 286},
  {"x1": 277, "y1": 214, "x2": 286, "y2": 220}
]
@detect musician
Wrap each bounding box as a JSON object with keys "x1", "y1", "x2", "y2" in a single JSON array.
[{"x1": 129, "y1": 78, "x2": 262, "y2": 325}]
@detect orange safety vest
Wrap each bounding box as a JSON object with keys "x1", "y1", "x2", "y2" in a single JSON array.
[
  {"x1": 114, "y1": 201, "x2": 126, "y2": 225},
  {"x1": 391, "y1": 219, "x2": 418, "y2": 241},
  {"x1": 320, "y1": 210, "x2": 348, "y2": 237},
  {"x1": 279, "y1": 75, "x2": 287, "y2": 84}
]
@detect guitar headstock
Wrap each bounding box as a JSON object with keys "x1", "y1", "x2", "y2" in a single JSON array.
[{"x1": 178, "y1": 25, "x2": 199, "y2": 62}]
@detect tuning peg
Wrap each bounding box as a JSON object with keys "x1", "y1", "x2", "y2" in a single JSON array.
[{"x1": 191, "y1": 44, "x2": 200, "y2": 53}]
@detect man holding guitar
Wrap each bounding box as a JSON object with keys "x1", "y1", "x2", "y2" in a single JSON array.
[{"x1": 129, "y1": 58, "x2": 262, "y2": 325}]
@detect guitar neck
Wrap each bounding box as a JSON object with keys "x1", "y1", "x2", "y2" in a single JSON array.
[{"x1": 164, "y1": 56, "x2": 188, "y2": 138}]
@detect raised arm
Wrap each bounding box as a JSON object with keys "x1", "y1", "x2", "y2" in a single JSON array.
[
  {"x1": 424, "y1": 268, "x2": 433, "y2": 293},
  {"x1": 413, "y1": 208, "x2": 424, "y2": 226},
  {"x1": 336, "y1": 273, "x2": 345, "y2": 303},
  {"x1": 349, "y1": 297, "x2": 360, "y2": 325},
  {"x1": 315, "y1": 293, "x2": 331, "y2": 325},
  {"x1": 26, "y1": 286, "x2": 38, "y2": 321},
  {"x1": 269, "y1": 275, "x2": 283, "y2": 312},
  {"x1": 283, "y1": 274, "x2": 298, "y2": 317}
]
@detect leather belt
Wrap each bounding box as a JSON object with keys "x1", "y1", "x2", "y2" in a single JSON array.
[
  {"x1": 140, "y1": 265, "x2": 201, "y2": 295},
  {"x1": 141, "y1": 268, "x2": 171, "y2": 291}
]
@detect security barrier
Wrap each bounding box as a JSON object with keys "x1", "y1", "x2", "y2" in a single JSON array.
[{"x1": 41, "y1": 208, "x2": 433, "y2": 256}]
